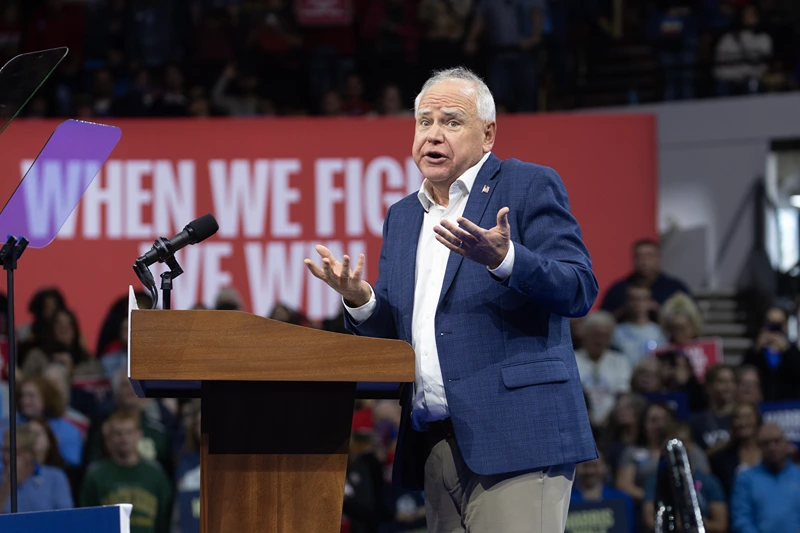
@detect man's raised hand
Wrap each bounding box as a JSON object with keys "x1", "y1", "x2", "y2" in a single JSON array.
[{"x1": 304, "y1": 245, "x2": 372, "y2": 307}]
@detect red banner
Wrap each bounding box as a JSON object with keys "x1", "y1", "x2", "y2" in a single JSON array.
[
  {"x1": 295, "y1": 0, "x2": 352, "y2": 25},
  {"x1": 0, "y1": 114, "x2": 656, "y2": 351}
]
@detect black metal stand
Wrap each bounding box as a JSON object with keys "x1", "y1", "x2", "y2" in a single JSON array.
[
  {"x1": 159, "y1": 253, "x2": 183, "y2": 311},
  {"x1": 1, "y1": 235, "x2": 28, "y2": 514}
]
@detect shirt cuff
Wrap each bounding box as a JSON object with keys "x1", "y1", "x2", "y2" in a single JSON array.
[
  {"x1": 343, "y1": 285, "x2": 377, "y2": 324},
  {"x1": 488, "y1": 242, "x2": 515, "y2": 281}
]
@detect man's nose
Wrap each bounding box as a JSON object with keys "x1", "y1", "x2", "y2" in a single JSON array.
[{"x1": 427, "y1": 124, "x2": 444, "y2": 142}]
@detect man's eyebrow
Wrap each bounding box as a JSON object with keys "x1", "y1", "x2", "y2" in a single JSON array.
[{"x1": 441, "y1": 109, "x2": 467, "y2": 119}]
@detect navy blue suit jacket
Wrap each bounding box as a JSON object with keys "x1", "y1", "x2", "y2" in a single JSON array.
[{"x1": 345, "y1": 153, "x2": 599, "y2": 489}]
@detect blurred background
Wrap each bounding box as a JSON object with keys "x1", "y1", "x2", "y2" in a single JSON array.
[{"x1": 1, "y1": 0, "x2": 800, "y2": 532}]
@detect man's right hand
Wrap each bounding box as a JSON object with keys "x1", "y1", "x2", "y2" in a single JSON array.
[{"x1": 304, "y1": 245, "x2": 371, "y2": 307}]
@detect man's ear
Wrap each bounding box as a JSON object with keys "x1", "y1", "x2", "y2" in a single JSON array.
[{"x1": 483, "y1": 120, "x2": 497, "y2": 152}]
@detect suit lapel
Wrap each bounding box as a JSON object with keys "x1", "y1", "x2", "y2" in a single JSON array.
[
  {"x1": 437, "y1": 154, "x2": 502, "y2": 308},
  {"x1": 398, "y1": 202, "x2": 423, "y2": 342}
]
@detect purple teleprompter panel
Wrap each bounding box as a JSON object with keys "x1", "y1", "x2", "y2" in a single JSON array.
[{"x1": 0, "y1": 119, "x2": 121, "y2": 248}]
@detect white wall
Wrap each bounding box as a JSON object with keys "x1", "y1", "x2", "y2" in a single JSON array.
[{"x1": 598, "y1": 93, "x2": 800, "y2": 290}]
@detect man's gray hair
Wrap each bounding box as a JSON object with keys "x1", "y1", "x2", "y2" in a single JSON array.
[
  {"x1": 414, "y1": 67, "x2": 496, "y2": 122},
  {"x1": 579, "y1": 310, "x2": 616, "y2": 337}
]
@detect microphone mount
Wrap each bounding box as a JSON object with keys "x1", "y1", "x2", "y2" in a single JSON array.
[
  {"x1": 133, "y1": 214, "x2": 218, "y2": 311},
  {"x1": 133, "y1": 236, "x2": 185, "y2": 311}
]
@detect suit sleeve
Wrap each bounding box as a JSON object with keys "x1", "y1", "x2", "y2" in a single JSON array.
[
  {"x1": 343, "y1": 206, "x2": 400, "y2": 339},
  {"x1": 503, "y1": 165, "x2": 598, "y2": 317}
]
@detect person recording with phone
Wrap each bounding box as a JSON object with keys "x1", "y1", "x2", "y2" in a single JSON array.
[{"x1": 742, "y1": 307, "x2": 800, "y2": 402}]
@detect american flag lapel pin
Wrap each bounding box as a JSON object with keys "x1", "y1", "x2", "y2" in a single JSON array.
[{"x1": 482, "y1": 185, "x2": 490, "y2": 193}]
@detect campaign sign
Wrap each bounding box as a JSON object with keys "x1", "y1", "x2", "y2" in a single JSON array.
[
  {"x1": 760, "y1": 400, "x2": 800, "y2": 447},
  {"x1": 566, "y1": 499, "x2": 630, "y2": 533}
]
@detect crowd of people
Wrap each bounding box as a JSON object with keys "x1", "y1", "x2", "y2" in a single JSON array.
[
  {"x1": 0, "y1": 239, "x2": 798, "y2": 532},
  {"x1": 1, "y1": 0, "x2": 799, "y2": 120}
]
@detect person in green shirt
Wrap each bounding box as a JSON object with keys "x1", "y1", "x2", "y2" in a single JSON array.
[
  {"x1": 81, "y1": 410, "x2": 172, "y2": 533},
  {"x1": 84, "y1": 370, "x2": 173, "y2": 476}
]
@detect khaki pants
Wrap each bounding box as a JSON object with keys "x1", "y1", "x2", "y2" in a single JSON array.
[{"x1": 424, "y1": 438, "x2": 575, "y2": 533}]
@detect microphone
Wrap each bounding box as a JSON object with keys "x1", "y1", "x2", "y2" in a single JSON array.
[{"x1": 137, "y1": 213, "x2": 219, "y2": 267}]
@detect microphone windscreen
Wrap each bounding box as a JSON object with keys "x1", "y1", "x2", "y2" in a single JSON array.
[{"x1": 187, "y1": 213, "x2": 219, "y2": 242}]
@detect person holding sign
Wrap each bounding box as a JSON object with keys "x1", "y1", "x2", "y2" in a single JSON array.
[{"x1": 306, "y1": 67, "x2": 597, "y2": 532}]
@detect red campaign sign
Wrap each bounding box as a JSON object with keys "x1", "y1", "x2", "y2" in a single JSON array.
[
  {"x1": 0, "y1": 114, "x2": 656, "y2": 350},
  {"x1": 295, "y1": 0, "x2": 352, "y2": 25},
  {"x1": 652, "y1": 338, "x2": 724, "y2": 382}
]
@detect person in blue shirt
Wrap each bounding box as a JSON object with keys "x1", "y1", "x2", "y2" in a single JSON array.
[
  {"x1": 731, "y1": 422, "x2": 800, "y2": 533},
  {"x1": 0, "y1": 424, "x2": 73, "y2": 513},
  {"x1": 571, "y1": 453, "x2": 636, "y2": 533}
]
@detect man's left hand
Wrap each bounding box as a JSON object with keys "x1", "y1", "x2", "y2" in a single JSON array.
[{"x1": 435, "y1": 207, "x2": 510, "y2": 269}]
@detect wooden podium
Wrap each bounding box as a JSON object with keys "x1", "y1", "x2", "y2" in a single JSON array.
[{"x1": 127, "y1": 288, "x2": 414, "y2": 533}]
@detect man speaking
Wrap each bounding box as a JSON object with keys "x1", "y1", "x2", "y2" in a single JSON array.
[{"x1": 305, "y1": 67, "x2": 597, "y2": 533}]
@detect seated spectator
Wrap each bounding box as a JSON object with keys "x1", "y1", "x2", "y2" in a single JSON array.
[
  {"x1": 171, "y1": 399, "x2": 201, "y2": 531},
  {"x1": 690, "y1": 364, "x2": 736, "y2": 452},
  {"x1": 656, "y1": 349, "x2": 708, "y2": 412},
  {"x1": 27, "y1": 418, "x2": 66, "y2": 470},
  {"x1": 659, "y1": 292, "x2": 703, "y2": 346},
  {"x1": 175, "y1": 399, "x2": 200, "y2": 482},
  {"x1": 631, "y1": 358, "x2": 663, "y2": 396},
  {"x1": 100, "y1": 317, "x2": 128, "y2": 380},
  {"x1": 616, "y1": 402, "x2": 708, "y2": 505},
  {"x1": 600, "y1": 239, "x2": 691, "y2": 321},
  {"x1": 709, "y1": 402, "x2": 762, "y2": 498},
  {"x1": 85, "y1": 370, "x2": 174, "y2": 477},
  {"x1": 214, "y1": 287, "x2": 244, "y2": 311},
  {"x1": 736, "y1": 365, "x2": 763, "y2": 405},
  {"x1": 571, "y1": 453, "x2": 636, "y2": 533},
  {"x1": 574, "y1": 311, "x2": 633, "y2": 426},
  {"x1": 42, "y1": 343, "x2": 99, "y2": 420},
  {"x1": 0, "y1": 425, "x2": 73, "y2": 513},
  {"x1": 1, "y1": 376, "x2": 83, "y2": 468},
  {"x1": 373, "y1": 83, "x2": 411, "y2": 116},
  {"x1": 742, "y1": 307, "x2": 800, "y2": 401},
  {"x1": 21, "y1": 307, "x2": 91, "y2": 378},
  {"x1": 601, "y1": 393, "x2": 648, "y2": 482},
  {"x1": 715, "y1": 5, "x2": 772, "y2": 96},
  {"x1": 341, "y1": 73, "x2": 372, "y2": 116},
  {"x1": 612, "y1": 284, "x2": 668, "y2": 366},
  {"x1": 642, "y1": 438, "x2": 728, "y2": 532},
  {"x1": 95, "y1": 291, "x2": 152, "y2": 359},
  {"x1": 42, "y1": 363, "x2": 90, "y2": 436},
  {"x1": 81, "y1": 411, "x2": 173, "y2": 533},
  {"x1": 731, "y1": 423, "x2": 800, "y2": 533},
  {"x1": 17, "y1": 287, "x2": 65, "y2": 345}
]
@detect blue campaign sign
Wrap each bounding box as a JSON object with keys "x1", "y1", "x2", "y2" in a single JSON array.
[
  {"x1": 566, "y1": 498, "x2": 630, "y2": 533},
  {"x1": 179, "y1": 490, "x2": 200, "y2": 533},
  {"x1": 760, "y1": 400, "x2": 800, "y2": 447}
]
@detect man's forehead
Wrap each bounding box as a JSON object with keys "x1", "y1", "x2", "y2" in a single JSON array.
[
  {"x1": 419, "y1": 82, "x2": 476, "y2": 109},
  {"x1": 417, "y1": 106, "x2": 468, "y2": 117}
]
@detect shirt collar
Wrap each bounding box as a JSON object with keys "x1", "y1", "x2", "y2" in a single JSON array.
[{"x1": 417, "y1": 152, "x2": 491, "y2": 212}]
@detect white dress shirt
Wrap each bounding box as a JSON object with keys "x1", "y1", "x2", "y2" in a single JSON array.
[{"x1": 345, "y1": 152, "x2": 515, "y2": 430}]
